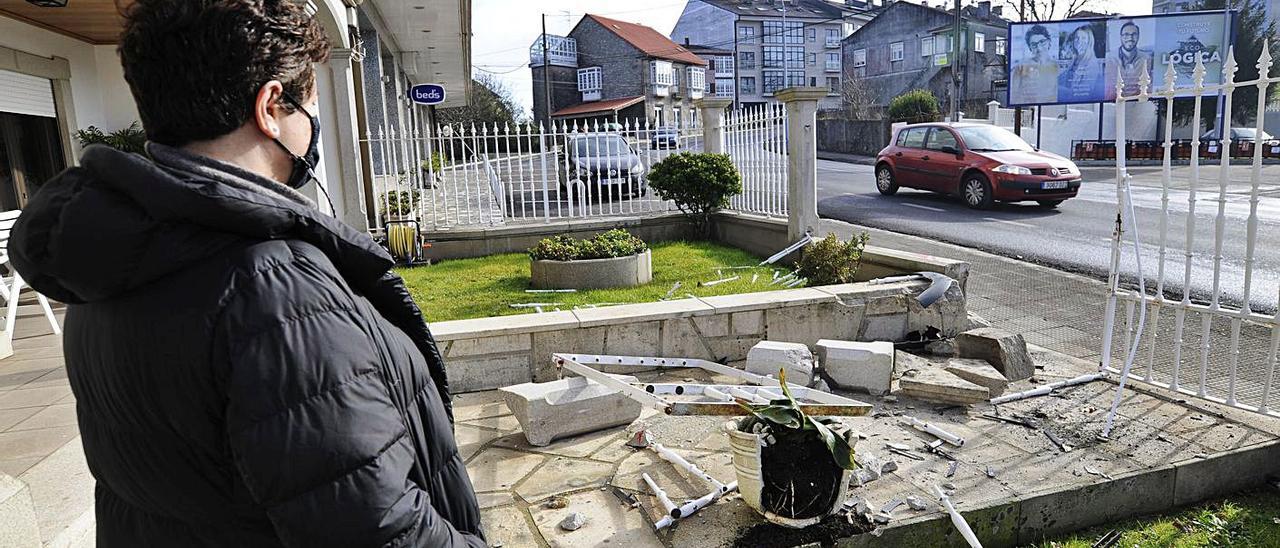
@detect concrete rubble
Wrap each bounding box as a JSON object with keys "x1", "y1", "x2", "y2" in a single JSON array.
[
  {"x1": 558, "y1": 512, "x2": 588, "y2": 531},
  {"x1": 944, "y1": 358, "x2": 1010, "y2": 397},
  {"x1": 745, "y1": 340, "x2": 815, "y2": 385},
  {"x1": 815, "y1": 339, "x2": 894, "y2": 395},
  {"x1": 499, "y1": 375, "x2": 643, "y2": 446},
  {"x1": 954, "y1": 327, "x2": 1035, "y2": 381},
  {"x1": 897, "y1": 366, "x2": 990, "y2": 405}
]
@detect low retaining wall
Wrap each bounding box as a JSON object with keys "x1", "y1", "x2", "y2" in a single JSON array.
[
  {"x1": 432, "y1": 278, "x2": 968, "y2": 393},
  {"x1": 422, "y1": 214, "x2": 695, "y2": 261}
]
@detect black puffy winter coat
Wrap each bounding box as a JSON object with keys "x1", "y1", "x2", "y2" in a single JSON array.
[{"x1": 9, "y1": 143, "x2": 485, "y2": 547}]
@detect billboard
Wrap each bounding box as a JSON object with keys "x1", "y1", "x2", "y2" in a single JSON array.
[{"x1": 1006, "y1": 10, "x2": 1235, "y2": 106}]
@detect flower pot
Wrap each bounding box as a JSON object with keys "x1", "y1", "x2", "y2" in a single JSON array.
[
  {"x1": 723, "y1": 420, "x2": 854, "y2": 529},
  {"x1": 529, "y1": 249, "x2": 652, "y2": 290}
]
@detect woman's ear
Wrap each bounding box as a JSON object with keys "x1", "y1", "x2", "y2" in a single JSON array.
[{"x1": 253, "y1": 81, "x2": 286, "y2": 140}]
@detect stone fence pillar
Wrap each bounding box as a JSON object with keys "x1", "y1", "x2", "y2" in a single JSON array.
[
  {"x1": 695, "y1": 97, "x2": 734, "y2": 154},
  {"x1": 776, "y1": 87, "x2": 828, "y2": 242}
]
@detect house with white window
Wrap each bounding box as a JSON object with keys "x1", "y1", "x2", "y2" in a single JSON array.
[
  {"x1": 841, "y1": 0, "x2": 1008, "y2": 112},
  {"x1": 531, "y1": 14, "x2": 707, "y2": 128},
  {"x1": 669, "y1": 0, "x2": 875, "y2": 110},
  {"x1": 0, "y1": 0, "x2": 473, "y2": 232}
]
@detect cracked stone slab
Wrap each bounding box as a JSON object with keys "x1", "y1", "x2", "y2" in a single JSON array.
[
  {"x1": 514, "y1": 456, "x2": 616, "y2": 502},
  {"x1": 745, "y1": 341, "x2": 815, "y2": 385},
  {"x1": 530, "y1": 489, "x2": 664, "y2": 548},
  {"x1": 816, "y1": 339, "x2": 894, "y2": 395},
  {"x1": 500, "y1": 375, "x2": 643, "y2": 446},
  {"x1": 944, "y1": 358, "x2": 1009, "y2": 397},
  {"x1": 955, "y1": 328, "x2": 1035, "y2": 381},
  {"x1": 897, "y1": 367, "x2": 990, "y2": 405}
]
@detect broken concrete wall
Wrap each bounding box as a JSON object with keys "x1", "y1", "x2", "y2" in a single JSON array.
[{"x1": 432, "y1": 278, "x2": 970, "y2": 393}]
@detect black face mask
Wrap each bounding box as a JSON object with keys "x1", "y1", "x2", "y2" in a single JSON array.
[{"x1": 273, "y1": 92, "x2": 321, "y2": 189}]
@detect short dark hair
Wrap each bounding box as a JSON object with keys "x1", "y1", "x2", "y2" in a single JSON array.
[
  {"x1": 119, "y1": 0, "x2": 331, "y2": 146},
  {"x1": 1121, "y1": 21, "x2": 1140, "y2": 34},
  {"x1": 1026, "y1": 24, "x2": 1050, "y2": 46}
]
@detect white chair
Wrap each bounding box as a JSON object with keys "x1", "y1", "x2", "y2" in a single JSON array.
[{"x1": 0, "y1": 209, "x2": 61, "y2": 342}]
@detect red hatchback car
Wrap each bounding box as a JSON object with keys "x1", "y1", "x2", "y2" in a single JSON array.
[{"x1": 875, "y1": 123, "x2": 1081, "y2": 209}]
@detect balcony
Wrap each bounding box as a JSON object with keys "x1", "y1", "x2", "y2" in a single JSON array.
[
  {"x1": 530, "y1": 34, "x2": 578, "y2": 67},
  {"x1": 825, "y1": 61, "x2": 840, "y2": 72},
  {"x1": 651, "y1": 84, "x2": 669, "y2": 98}
]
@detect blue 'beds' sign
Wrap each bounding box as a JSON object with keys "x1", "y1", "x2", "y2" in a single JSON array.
[{"x1": 409, "y1": 84, "x2": 446, "y2": 105}]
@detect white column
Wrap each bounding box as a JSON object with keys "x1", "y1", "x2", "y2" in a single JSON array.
[
  {"x1": 326, "y1": 48, "x2": 370, "y2": 231},
  {"x1": 695, "y1": 97, "x2": 733, "y2": 154},
  {"x1": 777, "y1": 87, "x2": 827, "y2": 242}
]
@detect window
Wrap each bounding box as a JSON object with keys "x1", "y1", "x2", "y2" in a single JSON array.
[
  {"x1": 921, "y1": 36, "x2": 934, "y2": 57},
  {"x1": 925, "y1": 128, "x2": 959, "y2": 151},
  {"x1": 809, "y1": 53, "x2": 817, "y2": 66},
  {"x1": 808, "y1": 28, "x2": 816, "y2": 42},
  {"x1": 762, "y1": 70, "x2": 785, "y2": 94},
  {"x1": 651, "y1": 60, "x2": 673, "y2": 86},
  {"x1": 890, "y1": 41, "x2": 904, "y2": 62},
  {"x1": 717, "y1": 56, "x2": 734, "y2": 75},
  {"x1": 974, "y1": 32, "x2": 985, "y2": 53},
  {"x1": 715, "y1": 77, "x2": 734, "y2": 97},
  {"x1": 826, "y1": 52, "x2": 840, "y2": 68},
  {"x1": 995, "y1": 38, "x2": 1006, "y2": 56},
  {"x1": 786, "y1": 46, "x2": 805, "y2": 69},
  {"x1": 740, "y1": 76, "x2": 757, "y2": 95},
  {"x1": 738, "y1": 25, "x2": 756, "y2": 44},
  {"x1": 902, "y1": 127, "x2": 928, "y2": 148},
  {"x1": 810, "y1": 76, "x2": 817, "y2": 86},
  {"x1": 576, "y1": 67, "x2": 601, "y2": 91},
  {"x1": 739, "y1": 51, "x2": 756, "y2": 69},
  {"x1": 825, "y1": 27, "x2": 840, "y2": 47},
  {"x1": 788, "y1": 70, "x2": 805, "y2": 87},
  {"x1": 852, "y1": 48, "x2": 866, "y2": 67},
  {"x1": 671, "y1": 64, "x2": 681, "y2": 89},
  {"x1": 826, "y1": 76, "x2": 840, "y2": 94},
  {"x1": 763, "y1": 46, "x2": 785, "y2": 69},
  {"x1": 687, "y1": 67, "x2": 706, "y2": 94},
  {"x1": 764, "y1": 20, "x2": 804, "y2": 44}
]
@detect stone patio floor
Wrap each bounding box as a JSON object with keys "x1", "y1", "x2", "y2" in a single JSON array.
[{"x1": 458, "y1": 346, "x2": 1280, "y2": 548}]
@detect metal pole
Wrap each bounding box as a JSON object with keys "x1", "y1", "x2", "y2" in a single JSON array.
[
  {"x1": 1035, "y1": 105, "x2": 1042, "y2": 148},
  {"x1": 1097, "y1": 102, "x2": 1104, "y2": 140},
  {"x1": 1013, "y1": 0, "x2": 1026, "y2": 135},
  {"x1": 950, "y1": 0, "x2": 961, "y2": 120},
  {"x1": 542, "y1": 15, "x2": 553, "y2": 125}
]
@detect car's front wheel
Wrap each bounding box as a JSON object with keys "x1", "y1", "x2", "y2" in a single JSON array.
[
  {"x1": 1037, "y1": 199, "x2": 1064, "y2": 208},
  {"x1": 875, "y1": 165, "x2": 899, "y2": 196},
  {"x1": 963, "y1": 174, "x2": 994, "y2": 209}
]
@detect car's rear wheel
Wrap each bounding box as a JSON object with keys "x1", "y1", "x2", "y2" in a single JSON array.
[
  {"x1": 875, "y1": 165, "x2": 899, "y2": 196},
  {"x1": 1037, "y1": 199, "x2": 1064, "y2": 208},
  {"x1": 963, "y1": 174, "x2": 994, "y2": 209}
]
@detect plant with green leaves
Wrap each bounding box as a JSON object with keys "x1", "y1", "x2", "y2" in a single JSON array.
[
  {"x1": 646, "y1": 152, "x2": 742, "y2": 238},
  {"x1": 527, "y1": 229, "x2": 648, "y2": 261},
  {"x1": 888, "y1": 89, "x2": 941, "y2": 124},
  {"x1": 794, "y1": 232, "x2": 869, "y2": 286},
  {"x1": 736, "y1": 369, "x2": 858, "y2": 470},
  {"x1": 380, "y1": 189, "x2": 421, "y2": 218},
  {"x1": 74, "y1": 122, "x2": 147, "y2": 155}
]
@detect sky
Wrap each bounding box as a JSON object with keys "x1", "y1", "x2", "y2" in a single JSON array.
[{"x1": 472, "y1": 0, "x2": 1156, "y2": 117}]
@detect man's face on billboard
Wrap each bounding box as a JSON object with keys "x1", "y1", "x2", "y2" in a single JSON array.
[
  {"x1": 1121, "y1": 24, "x2": 1139, "y2": 52},
  {"x1": 1028, "y1": 33, "x2": 1050, "y2": 61}
]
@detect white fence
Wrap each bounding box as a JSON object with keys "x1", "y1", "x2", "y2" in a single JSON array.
[
  {"x1": 363, "y1": 119, "x2": 703, "y2": 232},
  {"x1": 723, "y1": 104, "x2": 789, "y2": 217},
  {"x1": 1102, "y1": 49, "x2": 1280, "y2": 419}
]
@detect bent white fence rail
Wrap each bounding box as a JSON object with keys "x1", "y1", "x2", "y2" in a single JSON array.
[{"x1": 1102, "y1": 46, "x2": 1280, "y2": 419}]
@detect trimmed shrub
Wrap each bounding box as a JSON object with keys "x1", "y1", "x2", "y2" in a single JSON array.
[
  {"x1": 888, "y1": 90, "x2": 941, "y2": 124},
  {"x1": 528, "y1": 229, "x2": 648, "y2": 261},
  {"x1": 380, "y1": 189, "x2": 422, "y2": 217},
  {"x1": 795, "y1": 232, "x2": 869, "y2": 286},
  {"x1": 647, "y1": 152, "x2": 742, "y2": 238}
]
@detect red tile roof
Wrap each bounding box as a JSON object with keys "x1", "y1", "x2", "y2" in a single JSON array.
[
  {"x1": 585, "y1": 14, "x2": 708, "y2": 67},
  {"x1": 552, "y1": 96, "x2": 647, "y2": 117}
]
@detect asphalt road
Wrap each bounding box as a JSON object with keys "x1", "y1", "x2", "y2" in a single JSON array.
[{"x1": 816, "y1": 159, "x2": 1280, "y2": 314}]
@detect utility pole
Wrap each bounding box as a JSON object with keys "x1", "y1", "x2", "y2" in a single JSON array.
[
  {"x1": 1013, "y1": 0, "x2": 1025, "y2": 135},
  {"x1": 542, "y1": 14, "x2": 552, "y2": 126},
  {"x1": 951, "y1": 0, "x2": 961, "y2": 120}
]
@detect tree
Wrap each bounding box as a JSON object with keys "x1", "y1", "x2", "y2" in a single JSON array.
[
  {"x1": 999, "y1": 0, "x2": 1098, "y2": 23},
  {"x1": 841, "y1": 66, "x2": 879, "y2": 119},
  {"x1": 1160, "y1": 0, "x2": 1279, "y2": 128},
  {"x1": 435, "y1": 72, "x2": 525, "y2": 127},
  {"x1": 888, "y1": 90, "x2": 942, "y2": 123}
]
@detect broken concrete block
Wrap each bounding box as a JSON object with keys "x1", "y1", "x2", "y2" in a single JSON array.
[
  {"x1": 898, "y1": 367, "x2": 990, "y2": 405},
  {"x1": 500, "y1": 375, "x2": 643, "y2": 447},
  {"x1": 966, "y1": 312, "x2": 993, "y2": 330},
  {"x1": 954, "y1": 327, "x2": 1035, "y2": 381},
  {"x1": 745, "y1": 341, "x2": 815, "y2": 385},
  {"x1": 559, "y1": 512, "x2": 587, "y2": 531},
  {"x1": 906, "y1": 495, "x2": 927, "y2": 511},
  {"x1": 816, "y1": 339, "x2": 894, "y2": 395},
  {"x1": 945, "y1": 358, "x2": 1010, "y2": 397},
  {"x1": 893, "y1": 351, "x2": 932, "y2": 380}
]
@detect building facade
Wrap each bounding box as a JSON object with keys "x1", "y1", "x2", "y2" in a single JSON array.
[
  {"x1": 670, "y1": 0, "x2": 872, "y2": 110},
  {"x1": 841, "y1": 0, "x2": 1008, "y2": 112},
  {"x1": 531, "y1": 14, "x2": 708, "y2": 127}
]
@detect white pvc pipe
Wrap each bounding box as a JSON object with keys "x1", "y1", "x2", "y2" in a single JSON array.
[
  {"x1": 654, "y1": 481, "x2": 739, "y2": 530},
  {"x1": 702, "y1": 386, "x2": 731, "y2": 402},
  {"x1": 902, "y1": 416, "x2": 965, "y2": 447},
  {"x1": 729, "y1": 387, "x2": 769, "y2": 404},
  {"x1": 933, "y1": 485, "x2": 983, "y2": 548},
  {"x1": 642, "y1": 472, "x2": 678, "y2": 517},
  {"x1": 652, "y1": 444, "x2": 727, "y2": 494},
  {"x1": 989, "y1": 373, "x2": 1106, "y2": 405}
]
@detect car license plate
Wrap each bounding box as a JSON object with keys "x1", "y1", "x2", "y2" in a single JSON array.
[{"x1": 1042, "y1": 180, "x2": 1068, "y2": 190}]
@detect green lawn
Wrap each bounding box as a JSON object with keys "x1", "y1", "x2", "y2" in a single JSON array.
[
  {"x1": 398, "y1": 240, "x2": 785, "y2": 322},
  {"x1": 1034, "y1": 491, "x2": 1280, "y2": 548}
]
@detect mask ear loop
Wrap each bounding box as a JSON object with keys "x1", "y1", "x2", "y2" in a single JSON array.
[{"x1": 278, "y1": 91, "x2": 337, "y2": 216}]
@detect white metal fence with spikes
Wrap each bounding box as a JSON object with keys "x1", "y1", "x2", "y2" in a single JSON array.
[
  {"x1": 723, "y1": 104, "x2": 789, "y2": 217},
  {"x1": 1101, "y1": 45, "x2": 1280, "y2": 419}
]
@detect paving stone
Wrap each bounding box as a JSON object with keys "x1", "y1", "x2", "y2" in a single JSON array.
[
  {"x1": 453, "y1": 423, "x2": 504, "y2": 461},
  {"x1": 955, "y1": 327, "x2": 1035, "y2": 381},
  {"x1": 465, "y1": 448, "x2": 546, "y2": 492},
  {"x1": 530, "y1": 489, "x2": 663, "y2": 548},
  {"x1": 451, "y1": 390, "x2": 512, "y2": 422},
  {"x1": 7, "y1": 404, "x2": 76, "y2": 432},
  {"x1": 897, "y1": 368, "x2": 990, "y2": 406},
  {"x1": 745, "y1": 341, "x2": 814, "y2": 385},
  {"x1": 0, "y1": 473, "x2": 39, "y2": 548},
  {"x1": 480, "y1": 504, "x2": 541, "y2": 547},
  {"x1": 816, "y1": 340, "x2": 894, "y2": 395},
  {"x1": 612, "y1": 446, "x2": 734, "y2": 502},
  {"x1": 500, "y1": 376, "x2": 643, "y2": 446},
  {"x1": 515, "y1": 456, "x2": 616, "y2": 502},
  {"x1": 0, "y1": 408, "x2": 40, "y2": 432},
  {"x1": 475, "y1": 491, "x2": 515, "y2": 510},
  {"x1": 0, "y1": 386, "x2": 72, "y2": 410},
  {"x1": 0, "y1": 426, "x2": 76, "y2": 462},
  {"x1": 944, "y1": 359, "x2": 1009, "y2": 397}
]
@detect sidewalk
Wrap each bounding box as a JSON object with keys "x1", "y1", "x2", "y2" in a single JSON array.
[{"x1": 817, "y1": 150, "x2": 877, "y2": 165}]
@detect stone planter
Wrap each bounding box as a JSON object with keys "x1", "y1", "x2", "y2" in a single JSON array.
[{"x1": 530, "y1": 249, "x2": 652, "y2": 290}]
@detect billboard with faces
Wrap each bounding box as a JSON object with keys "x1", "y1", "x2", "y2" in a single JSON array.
[{"x1": 1006, "y1": 10, "x2": 1235, "y2": 107}]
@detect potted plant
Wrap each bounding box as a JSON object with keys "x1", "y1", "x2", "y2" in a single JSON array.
[
  {"x1": 528, "y1": 229, "x2": 651, "y2": 290},
  {"x1": 723, "y1": 370, "x2": 859, "y2": 528},
  {"x1": 647, "y1": 152, "x2": 742, "y2": 239},
  {"x1": 380, "y1": 189, "x2": 421, "y2": 222}
]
